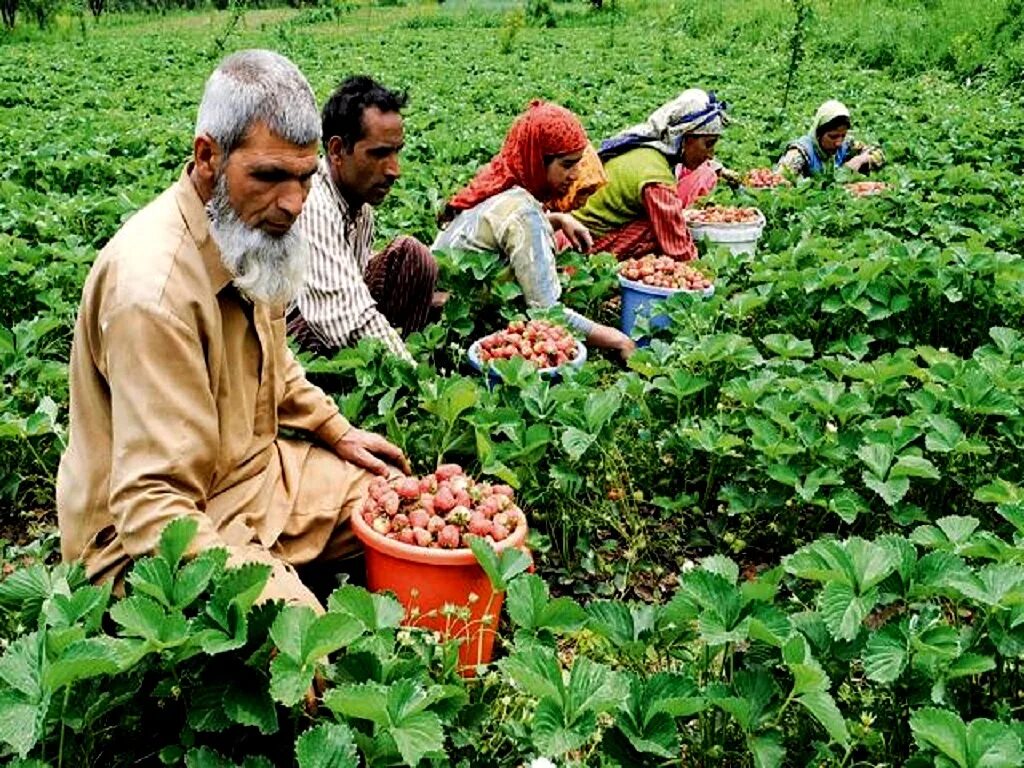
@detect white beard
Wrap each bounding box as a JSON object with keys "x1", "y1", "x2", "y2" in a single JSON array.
[{"x1": 206, "y1": 174, "x2": 308, "y2": 305}]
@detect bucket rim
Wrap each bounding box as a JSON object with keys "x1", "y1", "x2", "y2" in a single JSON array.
[{"x1": 352, "y1": 506, "x2": 529, "y2": 565}]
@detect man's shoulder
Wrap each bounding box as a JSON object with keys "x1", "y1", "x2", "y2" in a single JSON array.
[{"x1": 90, "y1": 184, "x2": 208, "y2": 314}]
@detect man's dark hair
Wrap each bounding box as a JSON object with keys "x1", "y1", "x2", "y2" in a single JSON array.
[{"x1": 321, "y1": 75, "x2": 409, "y2": 151}]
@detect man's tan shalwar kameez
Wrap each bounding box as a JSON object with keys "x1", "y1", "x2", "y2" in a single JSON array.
[{"x1": 57, "y1": 169, "x2": 370, "y2": 609}]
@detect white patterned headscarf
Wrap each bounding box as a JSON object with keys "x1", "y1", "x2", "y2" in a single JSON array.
[{"x1": 599, "y1": 89, "x2": 729, "y2": 161}]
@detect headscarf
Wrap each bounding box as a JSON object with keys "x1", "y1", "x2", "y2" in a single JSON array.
[
  {"x1": 598, "y1": 88, "x2": 729, "y2": 162},
  {"x1": 445, "y1": 100, "x2": 589, "y2": 215},
  {"x1": 547, "y1": 144, "x2": 608, "y2": 212},
  {"x1": 811, "y1": 100, "x2": 851, "y2": 150}
]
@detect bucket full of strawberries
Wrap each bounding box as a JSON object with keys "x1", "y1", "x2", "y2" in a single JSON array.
[
  {"x1": 350, "y1": 464, "x2": 528, "y2": 674},
  {"x1": 468, "y1": 319, "x2": 586, "y2": 383},
  {"x1": 617, "y1": 255, "x2": 714, "y2": 338},
  {"x1": 684, "y1": 205, "x2": 766, "y2": 255}
]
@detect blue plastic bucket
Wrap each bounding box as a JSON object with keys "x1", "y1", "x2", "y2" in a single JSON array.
[{"x1": 619, "y1": 275, "x2": 714, "y2": 338}]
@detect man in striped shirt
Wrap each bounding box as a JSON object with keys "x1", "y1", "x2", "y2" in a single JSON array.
[{"x1": 288, "y1": 76, "x2": 437, "y2": 362}]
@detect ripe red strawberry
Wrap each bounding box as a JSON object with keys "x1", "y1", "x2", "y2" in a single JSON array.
[
  {"x1": 368, "y1": 476, "x2": 389, "y2": 502},
  {"x1": 382, "y1": 492, "x2": 400, "y2": 517},
  {"x1": 476, "y1": 496, "x2": 501, "y2": 518},
  {"x1": 414, "y1": 528, "x2": 434, "y2": 547},
  {"x1": 492, "y1": 485, "x2": 514, "y2": 498},
  {"x1": 434, "y1": 487, "x2": 456, "y2": 513},
  {"x1": 420, "y1": 493, "x2": 436, "y2": 515},
  {"x1": 490, "y1": 522, "x2": 510, "y2": 542},
  {"x1": 435, "y1": 463, "x2": 463, "y2": 481},
  {"x1": 398, "y1": 528, "x2": 416, "y2": 545},
  {"x1": 394, "y1": 477, "x2": 421, "y2": 500},
  {"x1": 468, "y1": 512, "x2": 493, "y2": 537},
  {"x1": 408, "y1": 509, "x2": 430, "y2": 529},
  {"x1": 427, "y1": 515, "x2": 446, "y2": 534},
  {"x1": 454, "y1": 490, "x2": 473, "y2": 509},
  {"x1": 419, "y1": 475, "x2": 437, "y2": 494},
  {"x1": 392, "y1": 513, "x2": 410, "y2": 531},
  {"x1": 438, "y1": 525, "x2": 461, "y2": 549}
]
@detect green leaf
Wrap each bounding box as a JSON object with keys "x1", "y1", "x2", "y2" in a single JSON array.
[
  {"x1": 829, "y1": 489, "x2": 869, "y2": 524},
  {"x1": 857, "y1": 442, "x2": 894, "y2": 479},
  {"x1": 937, "y1": 515, "x2": 980, "y2": 545},
  {"x1": 269, "y1": 653, "x2": 310, "y2": 708},
  {"x1": 327, "y1": 584, "x2": 404, "y2": 631},
  {"x1": 223, "y1": 678, "x2": 278, "y2": 735},
  {"x1": 159, "y1": 516, "x2": 199, "y2": 570},
  {"x1": 585, "y1": 600, "x2": 636, "y2": 646},
  {"x1": 0, "y1": 690, "x2": 41, "y2": 758},
  {"x1": 533, "y1": 696, "x2": 594, "y2": 757},
  {"x1": 847, "y1": 537, "x2": 899, "y2": 591},
  {"x1": 567, "y1": 656, "x2": 626, "y2": 717},
  {"x1": 763, "y1": 333, "x2": 814, "y2": 359},
  {"x1": 947, "y1": 652, "x2": 996, "y2": 680},
  {"x1": 819, "y1": 581, "x2": 872, "y2": 641},
  {"x1": 583, "y1": 388, "x2": 621, "y2": 432},
  {"x1": 304, "y1": 613, "x2": 365, "y2": 661},
  {"x1": 295, "y1": 723, "x2": 359, "y2": 768},
  {"x1": 701, "y1": 555, "x2": 739, "y2": 584},
  {"x1": 561, "y1": 426, "x2": 597, "y2": 462},
  {"x1": 391, "y1": 710, "x2": 445, "y2": 766},
  {"x1": 109, "y1": 595, "x2": 168, "y2": 643},
  {"x1": 499, "y1": 646, "x2": 564, "y2": 703},
  {"x1": 185, "y1": 747, "x2": 237, "y2": 768},
  {"x1": 966, "y1": 719, "x2": 1024, "y2": 768},
  {"x1": 45, "y1": 636, "x2": 145, "y2": 689},
  {"x1": 910, "y1": 708, "x2": 968, "y2": 768},
  {"x1": 507, "y1": 574, "x2": 585, "y2": 633},
  {"x1": 172, "y1": 550, "x2": 226, "y2": 610},
  {"x1": 890, "y1": 455, "x2": 941, "y2": 480},
  {"x1": 797, "y1": 690, "x2": 849, "y2": 747},
  {"x1": 270, "y1": 604, "x2": 317, "y2": 662},
  {"x1": 323, "y1": 682, "x2": 390, "y2": 726},
  {"x1": 127, "y1": 557, "x2": 175, "y2": 607},
  {"x1": 466, "y1": 535, "x2": 530, "y2": 591},
  {"x1": 863, "y1": 472, "x2": 910, "y2": 506},
  {"x1": 863, "y1": 622, "x2": 909, "y2": 683},
  {"x1": 748, "y1": 732, "x2": 786, "y2": 768}
]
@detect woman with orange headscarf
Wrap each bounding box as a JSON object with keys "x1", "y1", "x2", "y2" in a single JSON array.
[{"x1": 433, "y1": 100, "x2": 634, "y2": 361}]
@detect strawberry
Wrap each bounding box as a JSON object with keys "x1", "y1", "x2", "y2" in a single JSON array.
[
  {"x1": 413, "y1": 528, "x2": 434, "y2": 547},
  {"x1": 468, "y1": 512, "x2": 493, "y2": 537},
  {"x1": 476, "y1": 496, "x2": 501, "y2": 518},
  {"x1": 372, "y1": 517, "x2": 391, "y2": 536},
  {"x1": 434, "y1": 487, "x2": 456, "y2": 513},
  {"x1": 435, "y1": 463, "x2": 463, "y2": 481},
  {"x1": 419, "y1": 493, "x2": 436, "y2": 515},
  {"x1": 419, "y1": 475, "x2": 437, "y2": 494},
  {"x1": 492, "y1": 485, "x2": 515, "y2": 498},
  {"x1": 398, "y1": 528, "x2": 416, "y2": 545},
  {"x1": 490, "y1": 522, "x2": 510, "y2": 542},
  {"x1": 408, "y1": 509, "x2": 430, "y2": 529},
  {"x1": 454, "y1": 490, "x2": 473, "y2": 509},
  {"x1": 392, "y1": 513, "x2": 410, "y2": 530},
  {"x1": 447, "y1": 505, "x2": 472, "y2": 526},
  {"x1": 368, "y1": 476, "x2": 389, "y2": 502},
  {"x1": 427, "y1": 514, "x2": 446, "y2": 534},
  {"x1": 493, "y1": 511, "x2": 510, "y2": 529},
  {"x1": 382, "y1": 491, "x2": 400, "y2": 517},
  {"x1": 437, "y1": 524, "x2": 461, "y2": 549},
  {"x1": 393, "y1": 477, "x2": 421, "y2": 500}
]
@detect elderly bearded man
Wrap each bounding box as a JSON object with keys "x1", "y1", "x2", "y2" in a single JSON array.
[
  {"x1": 287, "y1": 75, "x2": 439, "y2": 363},
  {"x1": 56, "y1": 50, "x2": 408, "y2": 610}
]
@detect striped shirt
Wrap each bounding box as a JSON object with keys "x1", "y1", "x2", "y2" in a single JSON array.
[
  {"x1": 293, "y1": 159, "x2": 410, "y2": 360},
  {"x1": 431, "y1": 187, "x2": 594, "y2": 334}
]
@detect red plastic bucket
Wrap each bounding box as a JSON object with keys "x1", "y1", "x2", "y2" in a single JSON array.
[{"x1": 350, "y1": 510, "x2": 528, "y2": 674}]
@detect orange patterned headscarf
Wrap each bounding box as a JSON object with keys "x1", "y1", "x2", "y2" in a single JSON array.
[{"x1": 446, "y1": 100, "x2": 589, "y2": 214}]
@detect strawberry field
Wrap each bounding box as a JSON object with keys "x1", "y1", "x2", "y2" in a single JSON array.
[{"x1": 2, "y1": 1, "x2": 1024, "y2": 766}]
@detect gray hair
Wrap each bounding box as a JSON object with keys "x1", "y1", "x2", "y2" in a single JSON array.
[{"x1": 195, "y1": 49, "x2": 320, "y2": 155}]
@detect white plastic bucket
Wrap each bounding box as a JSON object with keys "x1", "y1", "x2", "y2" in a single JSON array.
[{"x1": 687, "y1": 210, "x2": 766, "y2": 255}]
